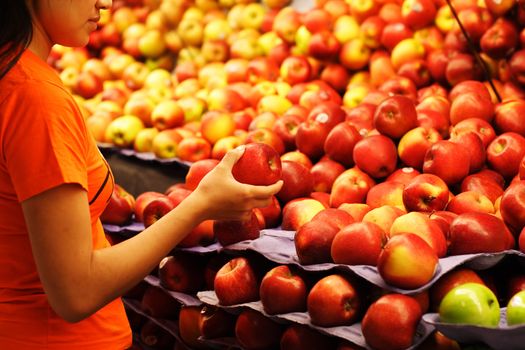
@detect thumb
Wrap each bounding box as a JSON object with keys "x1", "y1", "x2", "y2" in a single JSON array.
[{"x1": 219, "y1": 145, "x2": 246, "y2": 169}]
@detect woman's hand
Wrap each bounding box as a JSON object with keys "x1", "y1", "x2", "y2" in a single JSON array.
[{"x1": 189, "y1": 146, "x2": 283, "y2": 222}]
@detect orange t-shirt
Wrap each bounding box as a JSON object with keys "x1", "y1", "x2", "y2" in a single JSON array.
[{"x1": 0, "y1": 50, "x2": 132, "y2": 349}]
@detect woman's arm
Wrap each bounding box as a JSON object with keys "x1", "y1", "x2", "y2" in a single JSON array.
[{"x1": 21, "y1": 148, "x2": 282, "y2": 322}]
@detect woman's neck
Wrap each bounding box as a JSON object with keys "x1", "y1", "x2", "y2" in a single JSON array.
[{"x1": 28, "y1": 23, "x2": 52, "y2": 61}]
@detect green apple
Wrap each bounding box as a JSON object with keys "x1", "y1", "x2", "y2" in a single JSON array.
[
  {"x1": 439, "y1": 283, "x2": 500, "y2": 327},
  {"x1": 507, "y1": 290, "x2": 525, "y2": 326}
]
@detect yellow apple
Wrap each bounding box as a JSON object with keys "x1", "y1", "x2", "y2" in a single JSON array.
[{"x1": 105, "y1": 115, "x2": 145, "y2": 148}]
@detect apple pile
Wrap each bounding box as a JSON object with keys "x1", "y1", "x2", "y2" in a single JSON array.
[{"x1": 84, "y1": 0, "x2": 525, "y2": 348}]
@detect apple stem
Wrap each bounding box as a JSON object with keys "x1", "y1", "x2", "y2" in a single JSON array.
[{"x1": 445, "y1": 0, "x2": 502, "y2": 103}]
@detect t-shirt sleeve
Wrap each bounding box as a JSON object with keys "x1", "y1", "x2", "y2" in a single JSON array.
[{"x1": 3, "y1": 80, "x2": 89, "y2": 202}]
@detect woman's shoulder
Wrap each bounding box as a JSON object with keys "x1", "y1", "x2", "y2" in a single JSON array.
[{"x1": 1, "y1": 49, "x2": 70, "y2": 101}]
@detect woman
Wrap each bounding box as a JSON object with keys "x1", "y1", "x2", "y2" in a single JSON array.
[{"x1": 0, "y1": 0, "x2": 283, "y2": 349}]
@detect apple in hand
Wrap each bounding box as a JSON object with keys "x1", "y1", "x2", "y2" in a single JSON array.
[
  {"x1": 214, "y1": 256, "x2": 259, "y2": 306},
  {"x1": 439, "y1": 283, "x2": 500, "y2": 327},
  {"x1": 259, "y1": 265, "x2": 307, "y2": 315},
  {"x1": 232, "y1": 143, "x2": 282, "y2": 185},
  {"x1": 507, "y1": 291, "x2": 525, "y2": 326},
  {"x1": 378, "y1": 233, "x2": 439, "y2": 289},
  {"x1": 100, "y1": 184, "x2": 136, "y2": 226},
  {"x1": 307, "y1": 274, "x2": 361, "y2": 327},
  {"x1": 361, "y1": 293, "x2": 422, "y2": 350}
]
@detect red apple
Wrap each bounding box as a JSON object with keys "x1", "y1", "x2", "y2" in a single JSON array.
[
  {"x1": 178, "y1": 306, "x2": 206, "y2": 350},
  {"x1": 480, "y1": 18, "x2": 519, "y2": 60},
  {"x1": 199, "y1": 305, "x2": 236, "y2": 339},
  {"x1": 276, "y1": 160, "x2": 314, "y2": 205},
  {"x1": 422, "y1": 140, "x2": 471, "y2": 185},
  {"x1": 307, "y1": 274, "x2": 361, "y2": 327},
  {"x1": 397, "y1": 126, "x2": 443, "y2": 170},
  {"x1": 294, "y1": 219, "x2": 341, "y2": 265},
  {"x1": 445, "y1": 53, "x2": 484, "y2": 87},
  {"x1": 272, "y1": 114, "x2": 302, "y2": 152},
  {"x1": 280, "y1": 324, "x2": 337, "y2": 350},
  {"x1": 460, "y1": 173, "x2": 504, "y2": 204},
  {"x1": 331, "y1": 221, "x2": 386, "y2": 266},
  {"x1": 373, "y1": 95, "x2": 418, "y2": 139},
  {"x1": 245, "y1": 128, "x2": 286, "y2": 156},
  {"x1": 486, "y1": 132, "x2": 525, "y2": 180},
  {"x1": 450, "y1": 117, "x2": 497, "y2": 148},
  {"x1": 141, "y1": 285, "x2": 181, "y2": 319},
  {"x1": 385, "y1": 166, "x2": 420, "y2": 186},
  {"x1": 142, "y1": 196, "x2": 176, "y2": 228},
  {"x1": 281, "y1": 197, "x2": 326, "y2": 231},
  {"x1": 158, "y1": 253, "x2": 205, "y2": 294},
  {"x1": 324, "y1": 122, "x2": 363, "y2": 168},
  {"x1": 310, "y1": 157, "x2": 346, "y2": 193},
  {"x1": 389, "y1": 211, "x2": 448, "y2": 258},
  {"x1": 214, "y1": 210, "x2": 261, "y2": 246},
  {"x1": 179, "y1": 219, "x2": 215, "y2": 248},
  {"x1": 214, "y1": 256, "x2": 259, "y2": 306},
  {"x1": 365, "y1": 181, "x2": 406, "y2": 211},
  {"x1": 330, "y1": 167, "x2": 376, "y2": 208},
  {"x1": 380, "y1": 22, "x2": 414, "y2": 52},
  {"x1": 231, "y1": 142, "x2": 282, "y2": 186},
  {"x1": 185, "y1": 158, "x2": 220, "y2": 191},
  {"x1": 448, "y1": 212, "x2": 513, "y2": 255},
  {"x1": 253, "y1": 195, "x2": 282, "y2": 229},
  {"x1": 362, "y1": 204, "x2": 406, "y2": 234},
  {"x1": 449, "y1": 92, "x2": 495, "y2": 126},
  {"x1": 353, "y1": 134, "x2": 398, "y2": 179},
  {"x1": 235, "y1": 309, "x2": 284, "y2": 350},
  {"x1": 494, "y1": 99, "x2": 525, "y2": 136},
  {"x1": 100, "y1": 184, "x2": 136, "y2": 226},
  {"x1": 447, "y1": 191, "x2": 495, "y2": 215},
  {"x1": 361, "y1": 293, "x2": 422, "y2": 350},
  {"x1": 378, "y1": 232, "x2": 439, "y2": 289},
  {"x1": 259, "y1": 265, "x2": 308, "y2": 315},
  {"x1": 499, "y1": 180, "x2": 525, "y2": 233},
  {"x1": 401, "y1": 0, "x2": 436, "y2": 30},
  {"x1": 449, "y1": 131, "x2": 487, "y2": 174},
  {"x1": 402, "y1": 173, "x2": 450, "y2": 212}
]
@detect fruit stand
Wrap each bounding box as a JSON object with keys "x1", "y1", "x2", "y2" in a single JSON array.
[{"x1": 51, "y1": 0, "x2": 525, "y2": 348}]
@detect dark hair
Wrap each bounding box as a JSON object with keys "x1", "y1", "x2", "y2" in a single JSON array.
[{"x1": 0, "y1": 0, "x2": 33, "y2": 80}]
